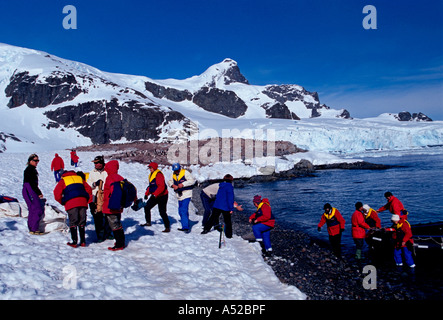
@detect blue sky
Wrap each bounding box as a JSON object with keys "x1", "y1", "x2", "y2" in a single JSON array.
[{"x1": 1, "y1": 0, "x2": 442, "y2": 119}]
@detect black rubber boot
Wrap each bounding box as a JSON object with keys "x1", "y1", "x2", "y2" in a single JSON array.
[{"x1": 67, "y1": 227, "x2": 78, "y2": 248}]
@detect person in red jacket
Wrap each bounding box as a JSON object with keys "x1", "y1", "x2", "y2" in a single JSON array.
[
  {"x1": 318, "y1": 203, "x2": 345, "y2": 258},
  {"x1": 70, "y1": 149, "x2": 79, "y2": 167},
  {"x1": 141, "y1": 162, "x2": 170, "y2": 232},
  {"x1": 54, "y1": 170, "x2": 92, "y2": 247},
  {"x1": 50, "y1": 153, "x2": 65, "y2": 182},
  {"x1": 377, "y1": 192, "x2": 408, "y2": 221},
  {"x1": 352, "y1": 202, "x2": 371, "y2": 260},
  {"x1": 101, "y1": 160, "x2": 127, "y2": 250},
  {"x1": 249, "y1": 195, "x2": 275, "y2": 256}
]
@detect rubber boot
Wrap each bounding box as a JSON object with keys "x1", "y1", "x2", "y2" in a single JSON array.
[
  {"x1": 258, "y1": 240, "x2": 266, "y2": 254},
  {"x1": 108, "y1": 228, "x2": 125, "y2": 251},
  {"x1": 78, "y1": 226, "x2": 86, "y2": 247},
  {"x1": 67, "y1": 227, "x2": 78, "y2": 248}
]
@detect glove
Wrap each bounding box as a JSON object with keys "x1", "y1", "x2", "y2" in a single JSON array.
[
  {"x1": 93, "y1": 179, "x2": 102, "y2": 188},
  {"x1": 144, "y1": 195, "x2": 148, "y2": 200},
  {"x1": 317, "y1": 227, "x2": 321, "y2": 232}
]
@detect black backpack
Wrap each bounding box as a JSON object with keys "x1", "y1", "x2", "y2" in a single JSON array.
[{"x1": 109, "y1": 179, "x2": 137, "y2": 210}]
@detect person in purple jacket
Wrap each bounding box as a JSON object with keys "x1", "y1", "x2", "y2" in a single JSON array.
[
  {"x1": 22, "y1": 154, "x2": 45, "y2": 235},
  {"x1": 201, "y1": 174, "x2": 235, "y2": 238}
]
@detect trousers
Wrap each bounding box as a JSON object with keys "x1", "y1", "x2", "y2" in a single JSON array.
[
  {"x1": 178, "y1": 197, "x2": 191, "y2": 229},
  {"x1": 144, "y1": 194, "x2": 170, "y2": 228},
  {"x1": 205, "y1": 208, "x2": 232, "y2": 238},
  {"x1": 252, "y1": 223, "x2": 273, "y2": 250},
  {"x1": 394, "y1": 246, "x2": 415, "y2": 267}
]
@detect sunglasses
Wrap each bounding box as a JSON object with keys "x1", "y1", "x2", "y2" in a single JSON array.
[{"x1": 32, "y1": 159, "x2": 40, "y2": 162}]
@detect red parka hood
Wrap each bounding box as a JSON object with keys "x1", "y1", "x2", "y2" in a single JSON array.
[{"x1": 105, "y1": 160, "x2": 119, "y2": 175}]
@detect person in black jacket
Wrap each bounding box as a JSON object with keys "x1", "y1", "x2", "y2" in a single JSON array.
[{"x1": 22, "y1": 154, "x2": 45, "y2": 234}]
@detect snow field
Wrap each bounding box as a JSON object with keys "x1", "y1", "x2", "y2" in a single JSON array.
[{"x1": 0, "y1": 151, "x2": 305, "y2": 300}]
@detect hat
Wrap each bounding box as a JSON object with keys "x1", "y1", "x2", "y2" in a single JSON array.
[
  {"x1": 323, "y1": 203, "x2": 332, "y2": 210},
  {"x1": 172, "y1": 163, "x2": 181, "y2": 171},
  {"x1": 92, "y1": 155, "x2": 105, "y2": 164},
  {"x1": 148, "y1": 162, "x2": 158, "y2": 170},
  {"x1": 362, "y1": 204, "x2": 371, "y2": 214},
  {"x1": 391, "y1": 214, "x2": 400, "y2": 222},
  {"x1": 253, "y1": 195, "x2": 262, "y2": 204}
]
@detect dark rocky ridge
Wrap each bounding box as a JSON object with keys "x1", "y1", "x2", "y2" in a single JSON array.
[
  {"x1": 192, "y1": 87, "x2": 248, "y2": 118},
  {"x1": 5, "y1": 71, "x2": 85, "y2": 109},
  {"x1": 395, "y1": 111, "x2": 433, "y2": 122},
  {"x1": 44, "y1": 98, "x2": 191, "y2": 144}
]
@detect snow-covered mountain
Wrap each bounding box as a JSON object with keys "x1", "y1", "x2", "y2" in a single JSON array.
[{"x1": 0, "y1": 43, "x2": 442, "y2": 154}]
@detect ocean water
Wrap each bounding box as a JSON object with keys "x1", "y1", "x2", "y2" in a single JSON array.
[{"x1": 235, "y1": 151, "x2": 443, "y2": 251}]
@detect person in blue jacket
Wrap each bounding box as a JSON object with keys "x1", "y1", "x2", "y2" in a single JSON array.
[{"x1": 201, "y1": 174, "x2": 236, "y2": 238}]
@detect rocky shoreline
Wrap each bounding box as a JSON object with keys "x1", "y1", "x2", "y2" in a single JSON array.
[
  {"x1": 230, "y1": 214, "x2": 443, "y2": 300},
  {"x1": 191, "y1": 161, "x2": 443, "y2": 300}
]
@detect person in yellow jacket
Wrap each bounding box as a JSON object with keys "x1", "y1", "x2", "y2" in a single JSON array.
[{"x1": 168, "y1": 163, "x2": 195, "y2": 233}]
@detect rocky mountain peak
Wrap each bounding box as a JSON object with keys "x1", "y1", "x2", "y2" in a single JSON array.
[{"x1": 199, "y1": 58, "x2": 249, "y2": 86}]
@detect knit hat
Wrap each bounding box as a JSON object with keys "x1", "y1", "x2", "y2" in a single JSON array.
[
  {"x1": 362, "y1": 204, "x2": 371, "y2": 214},
  {"x1": 92, "y1": 155, "x2": 105, "y2": 164},
  {"x1": 253, "y1": 195, "x2": 262, "y2": 204}
]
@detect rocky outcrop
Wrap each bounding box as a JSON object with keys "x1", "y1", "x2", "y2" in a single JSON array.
[
  {"x1": 395, "y1": 111, "x2": 432, "y2": 122},
  {"x1": 263, "y1": 84, "x2": 351, "y2": 119},
  {"x1": 221, "y1": 59, "x2": 249, "y2": 85},
  {"x1": 264, "y1": 102, "x2": 300, "y2": 120},
  {"x1": 192, "y1": 87, "x2": 248, "y2": 118},
  {"x1": 0, "y1": 132, "x2": 21, "y2": 152},
  {"x1": 5, "y1": 71, "x2": 85, "y2": 108},
  {"x1": 44, "y1": 98, "x2": 191, "y2": 144},
  {"x1": 145, "y1": 81, "x2": 192, "y2": 102}
]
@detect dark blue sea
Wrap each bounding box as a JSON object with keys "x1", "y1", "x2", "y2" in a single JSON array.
[{"x1": 235, "y1": 151, "x2": 443, "y2": 253}]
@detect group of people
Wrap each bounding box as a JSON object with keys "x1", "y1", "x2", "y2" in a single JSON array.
[
  {"x1": 24, "y1": 152, "x2": 415, "y2": 269},
  {"x1": 25, "y1": 153, "x2": 276, "y2": 255},
  {"x1": 25, "y1": 153, "x2": 128, "y2": 250},
  {"x1": 199, "y1": 175, "x2": 275, "y2": 255},
  {"x1": 318, "y1": 192, "x2": 415, "y2": 272},
  {"x1": 50, "y1": 150, "x2": 79, "y2": 182}
]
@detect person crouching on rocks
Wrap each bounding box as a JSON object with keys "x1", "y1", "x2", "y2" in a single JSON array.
[
  {"x1": 318, "y1": 203, "x2": 345, "y2": 258},
  {"x1": 385, "y1": 214, "x2": 416, "y2": 273},
  {"x1": 54, "y1": 170, "x2": 92, "y2": 247},
  {"x1": 249, "y1": 195, "x2": 275, "y2": 256}
]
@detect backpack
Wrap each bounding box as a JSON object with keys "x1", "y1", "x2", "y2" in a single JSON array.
[{"x1": 108, "y1": 179, "x2": 137, "y2": 210}]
